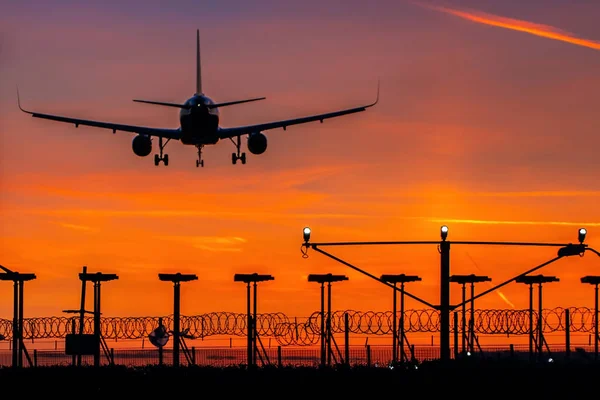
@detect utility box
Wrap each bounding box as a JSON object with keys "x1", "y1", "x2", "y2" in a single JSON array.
[{"x1": 65, "y1": 334, "x2": 98, "y2": 355}]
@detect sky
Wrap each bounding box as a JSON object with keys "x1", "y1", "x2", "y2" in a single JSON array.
[{"x1": 1, "y1": 0, "x2": 600, "y2": 328}]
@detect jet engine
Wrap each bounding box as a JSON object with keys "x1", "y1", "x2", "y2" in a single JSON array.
[
  {"x1": 247, "y1": 132, "x2": 267, "y2": 155},
  {"x1": 132, "y1": 134, "x2": 152, "y2": 157}
]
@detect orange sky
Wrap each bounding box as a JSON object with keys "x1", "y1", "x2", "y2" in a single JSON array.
[{"x1": 1, "y1": 0, "x2": 600, "y2": 328}]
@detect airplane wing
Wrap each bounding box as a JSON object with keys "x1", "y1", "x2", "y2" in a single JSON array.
[
  {"x1": 217, "y1": 82, "x2": 379, "y2": 139},
  {"x1": 17, "y1": 90, "x2": 182, "y2": 140}
]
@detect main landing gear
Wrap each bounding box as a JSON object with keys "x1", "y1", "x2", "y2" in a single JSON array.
[
  {"x1": 154, "y1": 137, "x2": 170, "y2": 166},
  {"x1": 195, "y1": 145, "x2": 204, "y2": 168},
  {"x1": 230, "y1": 135, "x2": 246, "y2": 165}
]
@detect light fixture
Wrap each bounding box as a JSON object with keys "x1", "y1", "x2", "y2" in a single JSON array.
[
  {"x1": 303, "y1": 227, "x2": 311, "y2": 243},
  {"x1": 440, "y1": 225, "x2": 449, "y2": 241},
  {"x1": 579, "y1": 228, "x2": 587, "y2": 244}
]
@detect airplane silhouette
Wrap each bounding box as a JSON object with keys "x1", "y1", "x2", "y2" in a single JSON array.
[{"x1": 17, "y1": 30, "x2": 379, "y2": 168}]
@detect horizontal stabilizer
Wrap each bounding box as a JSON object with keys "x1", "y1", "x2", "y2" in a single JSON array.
[
  {"x1": 132, "y1": 96, "x2": 266, "y2": 110},
  {"x1": 207, "y1": 97, "x2": 266, "y2": 109},
  {"x1": 132, "y1": 99, "x2": 191, "y2": 109}
]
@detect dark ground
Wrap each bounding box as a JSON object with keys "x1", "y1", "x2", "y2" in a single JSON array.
[{"x1": 1, "y1": 358, "x2": 597, "y2": 397}]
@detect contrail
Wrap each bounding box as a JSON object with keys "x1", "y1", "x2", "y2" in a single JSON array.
[
  {"x1": 413, "y1": 1, "x2": 600, "y2": 51},
  {"x1": 465, "y1": 253, "x2": 515, "y2": 308}
]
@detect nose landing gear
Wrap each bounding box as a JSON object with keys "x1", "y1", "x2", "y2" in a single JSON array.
[
  {"x1": 195, "y1": 145, "x2": 204, "y2": 168},
  {"x1": 154, "y1": 137, "x2": 170, "y2": 166},
  {"x1": 230, "y1": 135, "x2": 246, "y2": 165}
]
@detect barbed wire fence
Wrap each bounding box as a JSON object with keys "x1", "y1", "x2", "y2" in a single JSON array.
[{"x1": 0, "y1": 307, "x2": 595, "y2": 346}]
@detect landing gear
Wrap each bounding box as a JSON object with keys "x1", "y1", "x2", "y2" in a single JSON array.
[
  {"x1": 232, "y1": 152, "x2": 246, "y2": 165},
  {"x1": 230, "y1": 135, "x2": 246, "y2": 165},
  {"x1": 154, "y1": 137, "x2": 171, "y2": 166},
  {"x1": 195, "y1": 145, "x2": 204, "y2": 168}
]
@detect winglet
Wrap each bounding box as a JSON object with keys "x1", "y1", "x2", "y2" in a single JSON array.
[
  {"x1": 371, "y1": 78, "x2": 380, "y2": 107},
  {"x1": 364, "y1": 79, "x2": 380, "y2": 108},
  {"x1": 16, "y1": 85, "x2": 32, "y2": 114}
]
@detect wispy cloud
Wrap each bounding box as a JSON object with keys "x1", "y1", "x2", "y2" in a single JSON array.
[
  {"x1": 466, "y1": 191, "x2": 600, "y2": 198},
  {"x1": 193, "y1": 245, "x2": 243, "y2": 252},
  {"x1": 157, "y1": 235, "x2": 247, "y2": 252},
  {"x1": 20, "y1": 208, "x2": 368, "y2": 221},
  {"x1": 414, "y1": 1, "x2": 600, "y2": 51},
  {"x1": 428, "y1": 218, "x2": 600, "y2": 227},
  {"x1": 58, "y1": 222, "x2": 94, "y2": 231}
]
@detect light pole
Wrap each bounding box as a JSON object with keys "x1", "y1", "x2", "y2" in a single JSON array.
[
  {"x1": 581, "y1": 275, "x2": 600, "y2": 360},
  {"x1": 78, "y1": 271, "x2": 118, "y2": 367},
  {"x1": 380, "y1": 274, "x2": 421, "y2": 363},
  {"x1": 234, "y1": 273, "x2": 274, "y2": 368},
  {"x1": 308, "y1": 273, "x2": 348, "y2": 367},
  {"x1": 516, "y1": 274, "x2": 559, "y2": 361},
  {"x1": 159, "y1": 273, "x2": 198, "y2": 367},
  {"x1": 450, "y1": 274, "x2": 491, "y2": 354},
  {"x1": 0, "y1": 265, "x2": 36, "y2": 368}
]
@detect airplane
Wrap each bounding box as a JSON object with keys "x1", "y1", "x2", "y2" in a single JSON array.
[{"x1": 17, "y1": 30, "x2": 379, "y2": 168}]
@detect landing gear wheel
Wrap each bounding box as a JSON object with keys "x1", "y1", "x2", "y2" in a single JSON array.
[
  {"x1": 154, "y1": 136, "x2": 171, "y2": 166},
  {"x1": 196, "y1": 160, "x2": 204, "y2": 168},
  {"x1": 229, "y1": 135, "x2": 247, "y2": 166}
]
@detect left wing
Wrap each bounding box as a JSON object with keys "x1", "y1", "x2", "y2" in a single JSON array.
[
  {"x1": 17, "y1": 89, "x2": 182, "y2": 140},
  {"x1": 218, "y1": 82, "x2": 379, "y2": 139}
]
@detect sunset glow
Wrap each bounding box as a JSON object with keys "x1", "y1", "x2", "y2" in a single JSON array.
[{"x1": 1, "y1": 0, "x2": 600, "y2": 331}]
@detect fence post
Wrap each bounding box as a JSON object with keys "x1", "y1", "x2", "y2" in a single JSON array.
[
  {"x1": 565, "y1": 308, "x2": 570, "y2": 359},
  {"x1": 33, "y1": 349, "x2": 37, "y2": 367},
  {"x1": 366, "y1": 345, "x2": 371, "y2": 367},
  {"x1": 191, "y1": 347, "x2": 196, "y2": 365},
  {"x1": 277, "y1": 346, "x2": 282, "y2": 367},
  {"x1": 410, "y1": 344, "x2": 415, "y2": 362},
  {"x1": 453, "y1": 311, "x2": 459, "y2": 359},
  {"x1": 70, "y1": 318, "x2": 76, "y2": 366},
  {"x1": 110, "y1": 348, "x2": 114, "y2": 366},
  {"x1": 509, "y1": 344, "x2": 514, "y2": 359},
  {"x1": 344, "y1": 312, "x2": 350, "y2": 366}
]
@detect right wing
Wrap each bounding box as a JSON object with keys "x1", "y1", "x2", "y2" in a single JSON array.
[
  {"x1": 18, "y1": 89, "x2": 182, "y2": 140},
  {"x1": 217, "y1": 81, "x2": 379, "y2": 139}
]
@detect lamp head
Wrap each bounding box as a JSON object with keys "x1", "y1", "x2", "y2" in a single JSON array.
[
  {"x1": 578, "y1": 228, "x2": 587, "y2": 244},
  {"x1": 440, "y1": 225, "x2": 449, "y2": 241},
  {"x1": 303, "y1": 227, "x2": 311, "y2": 243}
]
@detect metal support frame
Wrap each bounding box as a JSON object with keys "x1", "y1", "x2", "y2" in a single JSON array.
[
  {"x1": 581, "y1": 276, "x2": 600, "y2": 360},
  {"x1": 449, "y1": 274, "x2": 491, "y2": 355},
  {"x1": 159, "y1": 273, "x2": 198, "y2": 367},
  {"x1": 79, "y1": 271, "x2": 119, "y2": 367},
  {"x1": 234, "y1": 273, "x2": 274, "y2": 368},
  {"x1": 301, "y1": 226, "x2": 597, "y2": 362},
  {"x1": 516, "y1": 274, "x2": 559, "y2": 361},
  {"x1": 381, "y1": 274, "x2": 421, "y2": 364},
  {"x1": 0, "y1": 265, "x2": 36, "y2": 368},
  {"x1": 308, "y1": 273, "x2": 348, "y2": 367}
]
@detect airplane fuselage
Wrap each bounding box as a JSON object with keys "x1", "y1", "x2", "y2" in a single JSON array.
[{"x1": 179, "y1": 94, "x2": 220, "y2": 145}]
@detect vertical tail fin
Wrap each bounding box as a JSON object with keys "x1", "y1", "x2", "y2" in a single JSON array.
[{"x1": 196, "y1": 29, "x2": 202, "y2": 95}]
